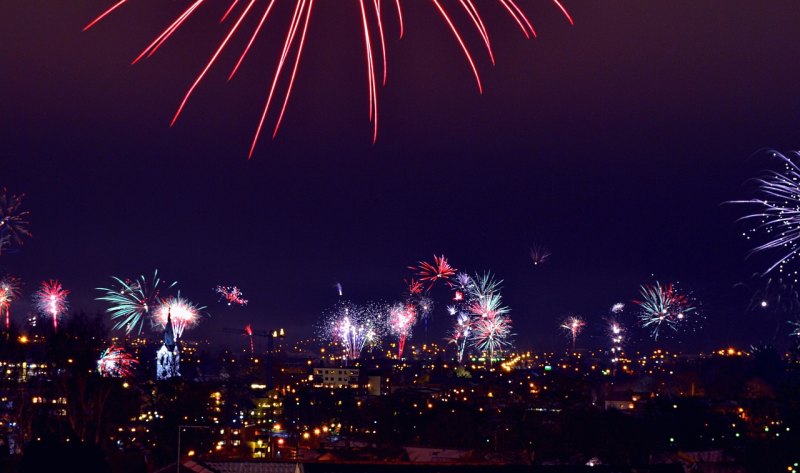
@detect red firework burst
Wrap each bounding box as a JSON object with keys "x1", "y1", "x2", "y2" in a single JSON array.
[
  {"x1": 410, "y1": 254, "x2": 457, "y2": 290},
  {"x1": 84, "y1": 1, "x2": 573, "y2": 156}
]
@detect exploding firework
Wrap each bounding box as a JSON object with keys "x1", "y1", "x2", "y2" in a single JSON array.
[
  {"x1": 389, "y1": 302, "x2": 416, "y2": 358},
  {"x1": 448, "y1": 311, "x2": 473, "y2": 363},
  {"x1": 33, "y1": 280, "x2": 69, "y2": 332},
  {"x1": 0, "y1": 275, "x2": 21, "y2": 330},
  {"x1": 469, "y1": 292, "x2": 509, "y2": 319},
  {"x1": 791, "y1": 320, "x2": 800, "y2": 338},
  {"x1": 606, "y1": 318, "x2": 625, "y2": 363},
  {"x1": 468, "y1": 272, "x2": 503, "y2": 300},
  {"x1": 471, "y1": 311, "x2": 512, "y2": 364},
  {"x1": 97, "y1": 271, "x2": 177, "y2": 335},
  {"x1": 215, "y1": 285, "x2": 248, "y2": 306},
  {"x1": 730, "y1": 151, "x2": 800, "y2": 275},
  {"x1": 153, "y1": 295, "x2": 203, "y2": 338},
  {"x1": 530, "y1": 243, "x2": 551, "y2": 266},
  {"x1": 633, "y1": 281, "x2": 698, "y2": 340},
  {"x1": 97, "y1": 345, "x2": 139, "y2": 378},
  {"x1": 610, "y1": 302, "x2": 625, "y2": 314},
  {"x1": 411, "y1": 255, "x2": 457, "y2": 290},
  {"x1": 560, "y1": 315, "x2": 584, "y2": 349},
  {"x1": 405, "y1": 278, "x2": 424, "y2": 296},
  {"x1": 322, "y1": 301, "x2": 383, "y2": 361},
  {"x1": 84, "y1": 1, "x2": 573, "y2": 156},
  {"x1": 0, "y1": 188, "x2": 31, "y2": 256}
]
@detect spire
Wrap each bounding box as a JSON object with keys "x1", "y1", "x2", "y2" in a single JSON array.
[{"x1": 164, "y1": 308, "x2": 175, "y2": 351}]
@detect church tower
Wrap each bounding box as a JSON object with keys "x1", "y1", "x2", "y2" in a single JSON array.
[{"x1": 156, "y1": 310, "x2": 181, "y2": 379}]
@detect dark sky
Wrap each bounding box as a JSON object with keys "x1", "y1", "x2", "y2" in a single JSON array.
[{"x1": 2, "y1": 1, "x2": 800, "y2": 351}]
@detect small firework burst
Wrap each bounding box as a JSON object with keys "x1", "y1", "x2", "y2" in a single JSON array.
[
  {"x1": 97, "y1": 345, "x2": 138, "y2": 378},
  {"x1": 411, "y1": 255, "x2": 457, "y2": 290},
  {"x1": 33, "y1": 280, "x2": 69, "y2": 332},
  {"x1": 389, "y1": 302, "x2": 417, "y2": 358},
  {"x1": 530, "y1": 243, "x2": 552, "y2": 266},
  {"x1": 153, "y1": 295, "x2": 203, "y2": 338},
  {"x1": 97, "y1": 271, "x2": 176, "y2": 335},
  {"x1": 468, "y1": 272, "x2": 503, "y2": 301},
  {"x1": 405, "y1": 278, "x2": 424, "y2": 296},
  {"x1": 606, "y1": 318, "x2": 625, "y2": 362},
  {"x1": 610, "y1": 302, "x2": 625, "y2": 314},
  {"x1": 560, "y1": 315, "x2": 585, "y2": 349},
  {"x1": 471, "y1": 312, "x2": 512, "y2": 363},
  {"x1": 0, "y1": 188, "x2": 31, "y2": 255},
  {"x1": 215, "y1": 285, "x2": 248, "y2": 306},
  {"x1": 448, "y1": 311, "x2": 473, "y2": 363},
  {"x1": 633, "y1": 281, "x2": 698, "y2": 340},
  {"x1": 0, "y1": 275, "x2": 21, "y2": 330}
]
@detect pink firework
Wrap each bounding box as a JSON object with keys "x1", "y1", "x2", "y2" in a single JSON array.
[
  {"x1": 560, "y1": 315, "x2": 584, "y2": 349},
  {"x1": 411, "y1": 255, "x2": 457, "y2": 290},
  {"x1": 84, "y1": 1, "x2": 573, "y2": 157},
  {"x1": 389, "y1": 303, "x2": 416, "y2": 358},
  {"x1": 0, "y1": 275, "x2": 21, "y2": 330},
  {"x1": 97, "y1": 344, "x2": 139, "y2": 378},
  {"x1": 245, "y1": 323, "x2": 255, "y2": 354},
  {"x1": 215, "y1": 285, "x2": 248, "y2": 306},
  {"x1": 153, "y1": 296, "x2": 202, "y2": 338},
  {"x1": 33, "y1": 280, "x2": 69, "y2": 332},
  {"x1": 405, "y1": 278, "x2": 424, "y2": 296}
]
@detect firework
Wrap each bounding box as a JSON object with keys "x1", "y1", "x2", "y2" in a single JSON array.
[
  {"x1": 322, "y1": 301, "x2": 383, "y2": 361},
  {"x1": 730, "y1": 151, "x2": 800, "y2": 275},
  {"x1": 610, "y1": 302, "x2": 625, "y2": 314},
  {"x1": 97, "y1": 271, "x2": 176, "y2": 335},
  {"x1": 335, "y1": 282, "x2": 343, "y2": 297},
  {"x1": 153, "y1": 295, "x2": 203, "y2": 338},
  {"x1": 405, "y1": 278, "x2": 424, "y2": 296},
  {"x1": 0, "y1": 275, "x2": 21, "y2": 330},
  {"x1": 215, "y1": 285, "x2": 248, "y2": 306},
  {"x1": 0, "y1": 188, "x2": 31, "y2": 256},
  {"x1": 560, "y1": 315, "x2": 584, "y2": 349},
  {"x1": 245, "y1": 323, "x2": 255, "y2": 354},
  {"x1": 791, "y1": 320, "x2": 800, "y2": 338},
  {"x1": 633, "y1": 281, "x2": 697, "y2": 340},
  {"x1": 471, "y1": 312, "x2": 512, "y2": 364},
  {"x1": 468, "y1": 272, "x2": 503, "y2": 300},
  {"x1": 411, "y1": 255, "x2": 457, "y2": 290},
  {"x1": 606, "y1": 318, "x2": 625, "y2": 363},
  {"x1": 389, "y1": 302, "x2": 416, "y2": 358},
  {"x1": 33, "y1": 280, "x2": 69, "y2": 332},
  {"x1": 448, "y1": 311, "x2": 473, "y2": 363},
  {"x1": 469, "y1": 292, "x2": 509, "y2": 319},
  {"x1": 84, "y1": 1, "x2": 573, "y2": 156},
  {"x1": 530, "y1": 243, "x2": 551, "y2": 266},
  {"x1": 97, "y1": 344, "x2": 138, "y2": 378}
]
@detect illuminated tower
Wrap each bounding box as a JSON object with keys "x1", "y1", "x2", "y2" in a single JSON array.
[{"x1": 156, "y1": 310, "x2": 180, "y2": 380}]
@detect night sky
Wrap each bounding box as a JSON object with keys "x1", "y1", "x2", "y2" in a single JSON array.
[{"x1": 2, "y1": 1, "x2": 800, "y2": 351}]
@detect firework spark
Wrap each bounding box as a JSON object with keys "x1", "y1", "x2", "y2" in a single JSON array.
[
  {"x1": 0, "y1": 188, "x2": 31, "y2": 256},
  {"x1": 215, "y1": 285, "x2": 248, "y2": 306},
  {"x1": 633, "y1": 281, "x2": 697, "y2": 340},
  {"x1": 405, "y1": 278, "x2": 424, "y2": 296},
  {"x1": 530, "y1": 243, "x2": 551, "y2": 266},
  {"x1": 33, "y1": 280, "x2": 69, "y2": 332},
  {"x1": 389, "y1": 302, "x2": 416, "y2": 358},
  {"x1": 97, "y1": 271, "x2": 176, "y2": 335},
  {"x1": 335, "y1": 282, "x2": 343, "y2": 297},
  {"x1": 84, "y1": 1, "x2": 573, "y2": 156},
  {"x1": 97, "y1": 344, "x2": 139, "y2": 378},
  {"x1": 606, "y1": 318, "x2": 625, "y2": 363},
  {"x1": 468, "y1": 272, "x2": 502, "y2": 300},
  {"x1": 411, "y1": 255, "x2": 457, "y2": 290},
  {"x1": 245, "y1": 323, "x2": 255, "y2": 354},
  {"x1": 610, "y1": 302, "x2": 625, "y2": 314},
  {"x1": 0, "y1": 275, "x2": 21, "y2": 330},
  {"x1": 153, "y1": 295, "x2": 203, "y2": 338},
  {"x1": 730, "y1": 151, "x2": 800, "y2": 275},
  {"x1": 560, "y1": 315, "x2": 584, "y2": 349}
]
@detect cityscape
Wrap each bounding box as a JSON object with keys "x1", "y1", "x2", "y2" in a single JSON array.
[{"x1": 2, "y1": 1, "x2": 800, "y2": 473}]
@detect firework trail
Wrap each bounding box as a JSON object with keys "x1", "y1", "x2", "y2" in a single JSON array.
[
  {"x1": 0, "y1": 188, "x2": 31, "y2": 256},
  {"x1": 730, "y1": 151, "x2": 800, "y2": 275},
  {"x1": 245, "y1": 323, "x2": 255, "y2": 354},
  {"x1": 389, "y1": 302, "x2": 416, "y2": 358},
  {"x1": 448, "y1": 311, "x2": 473, "y2": 363},
  {"x1": 322, "y1": 301, "x2": 383, "y2": 361},
  {"x1": 411, "y1": 255, "x2": 457, "y2": 290},
  {"x1": 97, "y1": 344, "x2": 139, "y2": 378},
  {"x1": 633, "y1": 281, "x2": 697, "y2": 340},
  {"x1": 84, "y1": 1, "x2": 573, "y2": 156},
  {"x1": 560, "y1": 315, "x2": 584, "y2": 349},
  {"x1": 335, "y1": 282, "x2": 343, "y2": 297},
  {"x1": 33, "y1": 280, "x2": 69, "y2": 332},
  {"x1": 0, "y1": 275, "x2": 21, "y2": 330},
  {"x1": 215, "y1": 285, "x2": 248, "y2": 306},
  {"x1": 530, "y1": 243, "x2": 551, "y2": 266},
  {"x1": 97, "y1": 271, "x2": 176, "y2": 335},
  {"x1": 153, "y1": 295, "x2": 203, "y2": 338},
  {"x1": 606, "y1": 318, "x2": 624, "y2": 363},
  {"x1": 791, "y1": 320, "x2": 800, "y2": 338}
]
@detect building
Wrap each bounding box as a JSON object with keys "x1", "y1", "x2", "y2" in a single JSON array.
[
  {"x1": 312, "y1": 368, "x2": 359, "y2": 389},
  {"x1": 156, "y1": 311, "x2": 180, "y2": 380}
]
